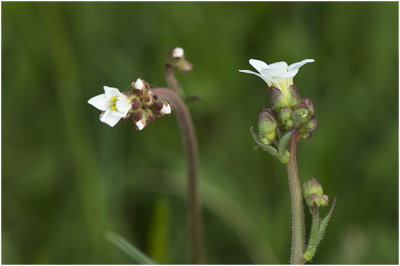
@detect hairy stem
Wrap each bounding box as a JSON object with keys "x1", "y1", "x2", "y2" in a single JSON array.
[
  {"x1": 286, "y1": 131, "x2": 305, "y2": 264},
  {"x1": 151, "y1": 87, "x2": 204, "y2": 264}
]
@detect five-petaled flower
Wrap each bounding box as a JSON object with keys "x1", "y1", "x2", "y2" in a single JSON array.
[
  {"x1": 239, "y1": 59, "x2": 314, "y2": 105},
  {"x1": 88, "y1": 86, "x2": 132, "y2": 127}
]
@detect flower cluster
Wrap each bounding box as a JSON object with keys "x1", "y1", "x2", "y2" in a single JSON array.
[{"x1": 88, "y1": 79, "x2": 171, "y2": 130}]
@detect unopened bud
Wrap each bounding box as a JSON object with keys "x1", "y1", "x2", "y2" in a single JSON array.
[
  {"x1": 131, "y1": 98, "x2": 141, "y2": 111},
  {"x1": 292, "y1": 107, "x2": 311, "y2": 127},
  {"x1": 285, "y1": 119, "x2": 294, "y2": 128},
  {"x1": 258, "y1": 109, "x2": 277, "y2": 144},
  {"x1": 301, "y1": 97, "x2": 314, "y2": 116},
  {"x1": 167, "y1": 47, "x2": 193, "y2": 73},
  {"x1": 280, "y1": 107, "x2": 292, "y2": 121},
  {"x1": 303, "y1": 177, "x2": 329, "y2": 208},
  {"x1": 307, "y1": 119, "x2": 318, "y2": 131}
]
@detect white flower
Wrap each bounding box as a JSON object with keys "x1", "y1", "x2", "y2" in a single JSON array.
[
  {"x1": 160, "y1": 103, "x2": 171, "y2": 115},
  {"x1": 239, "y1": 59, "x2": 314, "y2": 97},
  {"x1": 88, "y1": 86, "x2": 132, "y2": 127}
]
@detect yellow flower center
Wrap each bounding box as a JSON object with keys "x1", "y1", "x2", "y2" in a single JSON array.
[
  {"x1": 286, "y1": 68, "x2": 289, "y2": 72},
  {"x1": 110, "y1": 96, "x2": 117, "y2": 111}
]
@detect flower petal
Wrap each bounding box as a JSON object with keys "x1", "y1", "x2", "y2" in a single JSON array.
[
  {"x1": 249, "y1": 59, "x2": 269, "y2": 73},
  {"x1": 274, "y1": 69, "x2": 298, "y2": 79},
  {"x1": 160, "y1": 103, "x2": 171, "y2": 114},
  {"x1": 100, "y1": 109, "x2": 122, "y2": 127},
  {"x1": 288, "y1": 59, "x2": 314, "y2": 71},
  {"x1": 104, "y1": 86, "x2": 123, "y2": 98},
  {"x1": 239, "y1": 69, "x2": 270, "y2": 84},
  {"x1": 116, "y1": 96, "x2": 132, "y2": 116},
  {"x1": 136, "y1": 120, "x2": 145, "y2": 131},
  {"x1": 268, "y1": 61, "x2": 288, "y2": 69},
  {"x1": 88, "y1": 94, "x2": 108, "y2": 111}
]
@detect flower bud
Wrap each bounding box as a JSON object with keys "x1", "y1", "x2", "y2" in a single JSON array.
[
  {"x1": 140, "y1": 90, "x2": 155, "y2": 107},
  {"x1": 307, "y1": 119, "x2": 318, "y2": 132},
  {"x1": 131, "y1": 97, "x2": 141, "y2": 111},
  {"x1": 301, "y1": 97, "x2": 314, "y2": 117},
  {"x1": 132, "y1": 78, "x2": 146, "y2": 96},
  {"x1": 258, "y1": 108, "x2": 277, "y2": 145},
  {"x1": 292, "y1": 107, "x2": 311, "y2": 128},
  {"x1": 166, "y1": 47, "x2": 193, "y2": 73},
  {"x1": 303, "y1": 177, "x2": 329, "y2": 208},
  {"x1": 285, "y1": 119, "x2": 294, "y2": 128},
  {"x1": 280, "y1": 107, "x2": 292, "y2": 121}
]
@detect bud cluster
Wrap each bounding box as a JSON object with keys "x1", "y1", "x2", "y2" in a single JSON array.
[
  {"x1": 255, "y1": 86, "x2": 317, "y2": 146},
  {"x1": 125, "y1": 78, "x2": 172, "y2": 131},
  {"x1": 278, "y1": 96, "x2": 318, "y2": 140},
  {"x1": 303, "y1": 177, "x2": 329, "y2": 209}
]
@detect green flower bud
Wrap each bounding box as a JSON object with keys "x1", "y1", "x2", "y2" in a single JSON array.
[
  {"x1": 304, "y1": 177, "x2": 323, "y2": 196},
  {"x1": 285, "y1": 119, "x2": 294, "y2": 128},
  {"x1": 303, "y1": 177, "x2": 329, "y2": 208},
  {"x1": 306, "y1": 194, "x2": 329, "y2": 208},
  {"x1": 307, "y1": 119, "x2": 318, "y2": 131},
  {"x1": 280, "y1": 107, "x2": 292, "y2": 121},
  {"x1": 301, "y1": 97, "x2": 314, "y2": 116},
  {"x1": 258, "y1": 109, "x2": 277, "y2": 145},
  {"x1": 292, "y1": 107, "x2": 311, "y2": 128}
]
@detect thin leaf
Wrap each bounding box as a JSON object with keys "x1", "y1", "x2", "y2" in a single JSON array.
[
  {"x1": 105, "y1": 231, "x2": 156, "y2": 264},
  {"x1": 250, "y1": 126, "x2": 280, "y2": 160},
  {"x1": 317, "y1": 197, "x2": 337, "y2": 238}
]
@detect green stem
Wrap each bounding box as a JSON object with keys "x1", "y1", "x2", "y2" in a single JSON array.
[
  {"x1": 151, "y1": 87, "x2": 204, "y2": 264},
  {"x1": 286, "y1": 131, "x2": 305, "y2": 264}
]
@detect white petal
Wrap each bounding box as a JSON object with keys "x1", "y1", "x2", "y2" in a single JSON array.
[
  {"x1": 288, "y1": 59, "x2": 314, "y2": 71},
  {"x1": 100, "y1": 109, "x2": 122, "y2": 127},
  {"x1": 274, "y1": 69, "x2": 298, "y2": 79},
  {"x1": 173, "y1": 47, "x2": 184, "y2": 58},
  {"x1": 104, "y1": 86, "x2": 123, "y2": 98},
  {"x1": 268, "y1": 61, "x2": 288, "y2": 69},
  {"x1": 249, "y1": 59, "x2": 269, "y2": 73},
  {"x1": 116, "y1": 96, "x2": 132, "y2": 116},
  {"x1": 239, "y1": 70, "x2": 270, "y2": 84},
  {"x1": 134, "y1": 79, "x2": 144, "y2": 90},
  {"x1": 160, "y1": 104, "x2": 171, "y2": 114},
  {"x1": 136, "y1": 120, "x2": 145, "y2": 131},
  {"x1": 88, "y1": 94, "x2": 108, "y2": 111}
]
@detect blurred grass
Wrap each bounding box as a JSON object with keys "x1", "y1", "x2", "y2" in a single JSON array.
[{"x1": 2, "y1": 2, "x2": 398, "y2": 264}]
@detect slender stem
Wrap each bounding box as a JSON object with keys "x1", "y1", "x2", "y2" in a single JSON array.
[
  {"x1": 286, "y1": 130, "x2": 305, "y2": 264},
  {"x1": 151, "y1": 87, "x2": 204, "y2": 264},
  {"x1": 165, "y1": 65, "x2": 184, "y2": 96}
]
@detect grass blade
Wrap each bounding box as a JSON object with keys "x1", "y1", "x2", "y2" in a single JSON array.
[{"x1": 105, "y1": 231, "x2": 156, "y2": 264}]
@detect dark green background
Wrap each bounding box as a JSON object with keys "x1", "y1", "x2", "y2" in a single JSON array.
[{"x1": 2, "y1": 2, "x2": 398, "y2": 264}]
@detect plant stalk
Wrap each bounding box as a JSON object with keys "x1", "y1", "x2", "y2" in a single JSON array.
[
  {"x1": 165, "y1": 65, "x2": 184, "y2": 97},
  {"x1": 286, "y1": 130, "x2": 305, "y2": 264},
  {"x1": 151, "y1": 87, "x2": 204, "y2": 264}
]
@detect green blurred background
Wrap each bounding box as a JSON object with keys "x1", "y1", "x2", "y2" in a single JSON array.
[{"x1": 2, "y1": 2, "x2": 398, "y2": 264}]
